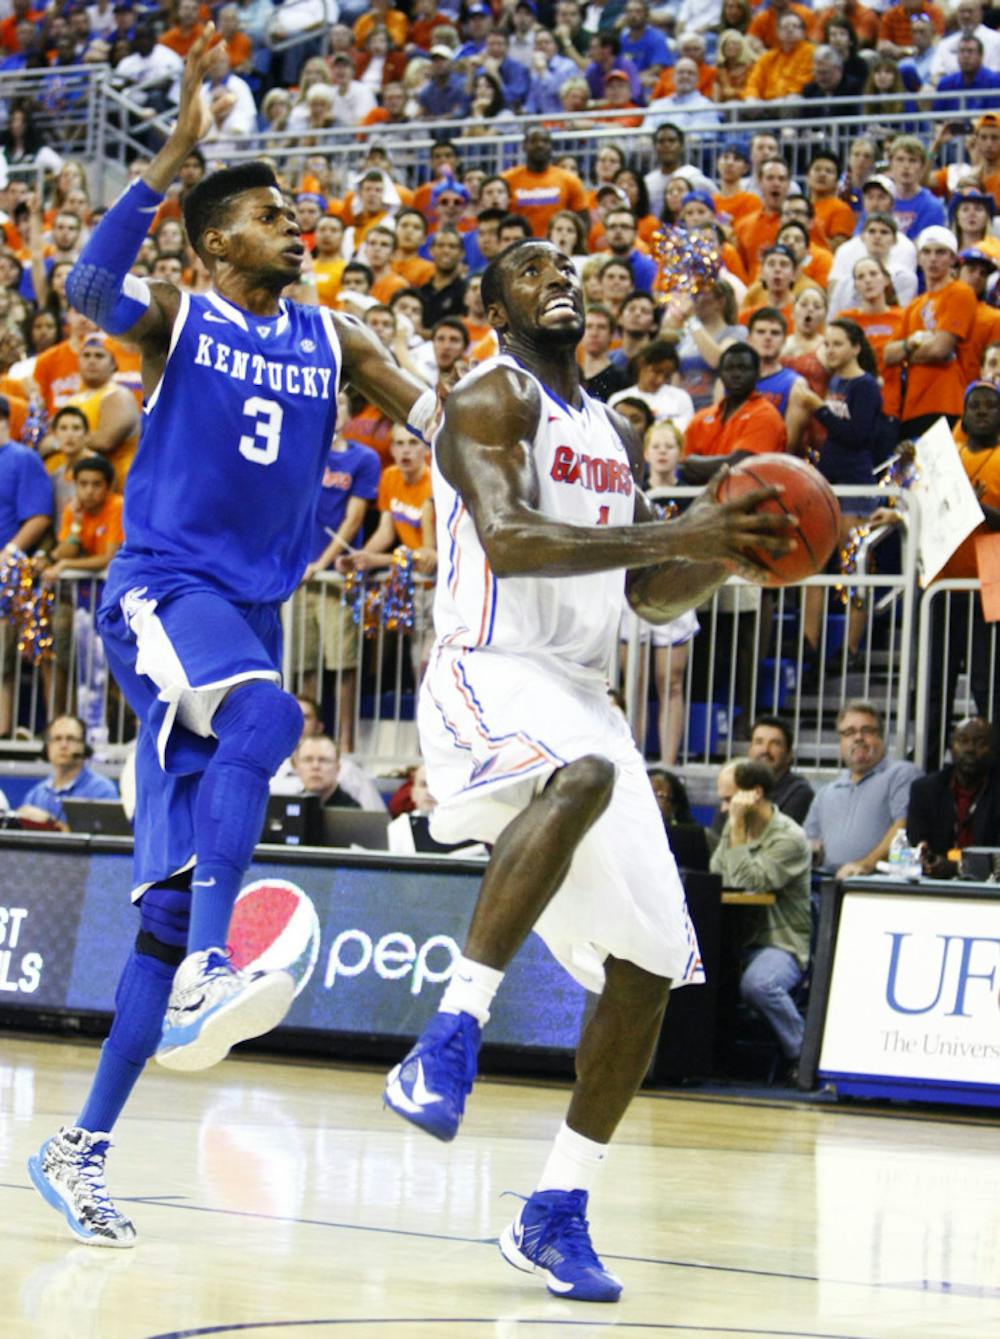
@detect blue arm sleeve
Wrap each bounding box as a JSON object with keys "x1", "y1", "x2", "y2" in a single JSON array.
[{"x1": 65, "y1": 177, "x2": 164, "y2": 334}]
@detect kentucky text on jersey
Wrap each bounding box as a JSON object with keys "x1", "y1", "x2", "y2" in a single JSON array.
[
  {"x1": 193, "y1": 333, "x2": 334, "y2": 399},
  {"x1": 550, "y1": 446, "x2": 634, "y2": 495}
]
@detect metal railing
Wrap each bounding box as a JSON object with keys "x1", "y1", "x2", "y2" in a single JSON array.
[
  {"x1": 82, "y1": 74, "x2": 991, "y2": 201},
  {"x1": 2, "y1": 487, "x2": 956, "y2": 780},
  {"x1": 0, "y1": 64, "x2": 103, "y2": 162},
  {"x1": 915, "y1": 578, "x2": 1000, "y2": 770}
]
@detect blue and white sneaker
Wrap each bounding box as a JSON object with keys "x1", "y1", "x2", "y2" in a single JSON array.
[
  {"x1": 499, "y1": 1188, "x2": 623, "y2": 1302},
  {"x1": 383, "y1": 1010, "x2": 482, "y2": 1141},
  {"x1": 28, "y1": 1127, "x2": 136, "y2": 1248},
  {"x1": 155, "y1": 947, "x2": 294, "y2": 1072}
]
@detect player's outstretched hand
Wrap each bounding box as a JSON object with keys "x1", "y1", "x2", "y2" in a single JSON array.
[
  {"x1": 172, "y1": 22, "x2": 220, "y2": 148},
  {"x1": 674, "y1": 467, "x2": 797, "y2": 579}
]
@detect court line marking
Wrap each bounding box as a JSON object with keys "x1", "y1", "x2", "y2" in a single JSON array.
[
  {"x1": 140, "y1": 1321, "x2": 880, "y2": 1339},
  {"x1": 6, "y1": 1180, "x2": 995, "y2": 1302}
]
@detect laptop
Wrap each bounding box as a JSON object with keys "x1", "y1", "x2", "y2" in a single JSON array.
[
  {"x1": 320, "y1": 808, "x2": 391, "y2": 851},
  {"x1": 261, "y1": 793, "x2": 322, "y2": 847},
  {"x1": 62, "y1": 798, "x2": 133, "y2": 836}
]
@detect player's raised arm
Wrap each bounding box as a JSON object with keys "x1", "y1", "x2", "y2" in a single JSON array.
[
  {"x1": 65, "y1": 26, "x2": 219, "y2": 355},
  {"x1": 437, "y1": 363, "x2": 795, "y2": 580},
  {"x1": 334, "y1": 311, "x2": 439, "y2": 441}
]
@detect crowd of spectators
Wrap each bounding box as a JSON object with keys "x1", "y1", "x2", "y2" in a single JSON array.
[{"x1": 1, "y1": 0, "x2": 1000, "y2": 769}]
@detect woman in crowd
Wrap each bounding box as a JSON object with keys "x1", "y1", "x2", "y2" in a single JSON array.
[
  {"x1": 824, "y1": 17, "x2": 868, "y2": 94},
  {"x1": 827, "y1": 211, "x2": 917, "y2": 314},
  {"x1": 615, "y1": 165, "x2": 659, "y2": 245},
  {"x1": 288, "y1": 57, "x2": 336, "y2": 131},
  {"x1": 863, "y1": 56, "x2": 908, "y2": 148},
  {"x1": 648, "y1": 769, "x2": 695, "y2": 826},
  {"x1": 464, "y1": 71, "x2": 511, "y2": 136},
  {"x1": 609, "y1": 341, "x2": 696, "y2": 433},
  {"x1": 640, "y1": 420, "x2": 699, "y2": 765},
  {"x1": 713, "y1": 29, "x2": 755, "y2": 103},
  {"x1": 546, "y1": 209, "x2": 589, "y2": 262},
  {"x1": 666, "y1": 281, "x2": 743, "y2": 410},
  {"x1": 586, "y1": 144, "x2": 627, "y2": 211},
  {"x1": 713, "y1": 0, "x2": 753, "y2": 43},
  {"x1": 783, "y1": 286, "x2": 830, "y2": 454},
  {"x1": 950, "y1": 189, "x2": 1000, "y2": 264},
  {"x1": 838, "y1": 256, "x2": 903, "y2": 422},
  {"x1": 798, "y1": 319, "x2": 892, "y2": 667}
]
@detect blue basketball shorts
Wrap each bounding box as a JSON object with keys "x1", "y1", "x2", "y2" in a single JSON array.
[{"x1": 98, "y1": 567, "x2": 284, "y2": 897}]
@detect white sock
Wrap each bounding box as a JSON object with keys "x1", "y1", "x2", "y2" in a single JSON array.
[
  {"x1": 535, "y1": 1121, "x2": 608, "y2": 1194},
  {"x1": 439, "y1": 954, "x2": 504, "y2": 1025}
]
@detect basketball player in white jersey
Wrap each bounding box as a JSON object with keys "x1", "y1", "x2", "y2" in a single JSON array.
[{"x1": 383, "y1": 238, "x2": 795, "y2": 1301}]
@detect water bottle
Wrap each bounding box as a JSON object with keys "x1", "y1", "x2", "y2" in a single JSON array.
[{"x1": 888, "y1": 829, "x2": 921, "y2": 881}]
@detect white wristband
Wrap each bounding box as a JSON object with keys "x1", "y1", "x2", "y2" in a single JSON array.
[{"x1": 406, "y1": 386, "x2": 438, "y2": 443}]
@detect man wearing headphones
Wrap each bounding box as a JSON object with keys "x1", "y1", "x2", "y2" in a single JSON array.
[{"x1": 17, "y1": 714, "x2": 117, "y2": 827}]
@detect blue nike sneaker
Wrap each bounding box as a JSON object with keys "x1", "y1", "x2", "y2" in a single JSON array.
[
  {"x1": 498, "y1": 1188, "x2": 623, "y2": 1302},
  {"x1": 28, "y1": 1127, "x2": 136, "y2": 1248},
  {"x1": 383, "y1": 1010, "x2": 482, "y2": 1141},
  {"x1": 156, "y1": 947, "x2": 294, "y2": 1072}
]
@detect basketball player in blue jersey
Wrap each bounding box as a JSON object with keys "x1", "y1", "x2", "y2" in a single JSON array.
[
  {"x1": 28, "y1": 28, "x2": 437, "y2": 1248},
  {"x1": 382, "y1": 239, "x2": 796, "y2": 1302}
]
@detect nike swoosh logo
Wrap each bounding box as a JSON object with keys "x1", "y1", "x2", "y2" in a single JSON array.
[
  {"x1": 203, "y1": 313, "x2": 228, "y2": 324},
  {"x1": 410, "y1": 1059, "x2": 442, "y2": 1106},
  {"x1": 175, "y1": 996, "x2": 205, "y2": 1013},
  {"x1": 192, "y1": 877, "x2": 217, "y2": 888}
]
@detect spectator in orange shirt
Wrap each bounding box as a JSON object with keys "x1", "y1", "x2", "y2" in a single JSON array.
[
  {"x1": 681, "y1": 342, "x2": 788, "y2": 479},
  {"x1": 878, "y1": 0, "x2": 946, "y2": 58},
  {"x1": 956, "y1": 249, "x2": 1000, "y2": 385},
  {"x1": 713, "y1": 140, "x2": 759, "y2": 224},
  {"x1": 711, "y1": 29, "x2": 755, "y2": 103},
  {"x1": 311, "y1": 216, "x2": 347, "y2": 309},
  {"x1": 354, "y1": 0, "x2": 409, "y2": 51},
  {"x1": 0, "y1": 0, "x2": 43, "y2": 56},
  {"x1": 748, "y1": 0, "x2": 813, "y2": 51},
  {"x1": 651, "y1": 31, "x2": 716, "y2": 100},
  {"x1": 392, "y1": 208, "x2": 436, "y2": 288},
  {"x1": 158, "y1": 0, "x2": 204, "y2": 60},
  {"x1": 735, "y1": 157, "x2": 791, "y2": 275},
  {"x1": 740, "y1": 242, "x2": 799, "y2": 324},
  {"x1": 360, "y1": 81, "x2": 409, "y2": 134},
  {"x1": 776, "y1": 215, "x2": 832, "y2": 289},
  {"x1": 502, "y1": 127, "x2": 588, "y2": 238},
  {"x1": 745, "y1": 13, "x2": 814, "y2": 103},
  {"x1": 806, "y1": 152, "x2": 857, "y2": 246},
  {"x1": 216, "y1": 4, "x2": 253, "y2": 75},
  {"x1": 364, "y1": 226, "x2": 410, "y2": 305},
  {"x1": 884, "y1": 225, "x2": 979, "y2": 435}
]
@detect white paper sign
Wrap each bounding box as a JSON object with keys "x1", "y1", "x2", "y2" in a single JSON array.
[
  {"x1": 818, "y1": 891, "x2": 1000, "y2": 1087},
  {"x1": 908, "y1": 417, "x2": 984, "y2": 586}
]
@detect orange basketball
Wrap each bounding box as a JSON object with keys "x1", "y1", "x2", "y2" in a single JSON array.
[{"x1": 716, "y1": 454, "x2": 841, "y2": 587}]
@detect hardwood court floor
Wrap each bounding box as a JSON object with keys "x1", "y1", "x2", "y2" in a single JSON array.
[{"x1": 3, "y1": 1034, "x2": 1000, "y2": 1339}]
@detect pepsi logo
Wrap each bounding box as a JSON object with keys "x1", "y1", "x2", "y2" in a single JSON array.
[{"x1": 229, "y1": 879, "x2": 320, "y2": 997}]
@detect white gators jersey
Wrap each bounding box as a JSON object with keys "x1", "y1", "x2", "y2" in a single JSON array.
[{"x1": 432, "y1": 354, "x2": 636, "y2": 672}]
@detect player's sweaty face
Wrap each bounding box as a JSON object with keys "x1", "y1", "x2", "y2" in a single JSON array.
[
  {"x1": 224, "y1": 187, "x2": 303, "y2": 277},
  {"x1": 506, "y1": 244, "x2": 583, "y2": 337}
]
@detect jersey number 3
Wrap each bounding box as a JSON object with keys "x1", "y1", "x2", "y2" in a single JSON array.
[{"x1": 238, "y1": 396, "x2": 284, "y2": 466}]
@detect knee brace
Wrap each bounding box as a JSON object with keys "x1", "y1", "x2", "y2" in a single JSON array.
[
  {"x1": 212, "y1": 680, "x2": 304, "y2": 779},
  {"x1": 193, "y1": 682, "x2": 303, "y2": 876},
  {"x1": 137, "y1": 873, "x2": 192, "y2": 966}
]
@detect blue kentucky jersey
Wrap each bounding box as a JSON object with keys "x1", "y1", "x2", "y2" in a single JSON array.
[{"x1": 118, "y1": 290, "x2": 341, "y2": 605}]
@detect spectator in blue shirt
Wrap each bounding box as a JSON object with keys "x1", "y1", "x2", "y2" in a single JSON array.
[
  {"x1": 524, "y1": 27, "x2": 578, "y2": 114},
  {"x1": 936, "y1": 36, "x2": 1000, "y2": 115},
  {"x1": 18, "y1": 714, "x2": 118, "y2": 827},
  {"x1": 0, "y1": 406, "x2": 53, "y2": 556},
  {"x1": 585, "y1": 31, "x2": 643, "y2": 103},
  {"x1": 473, "y1": 30, "x2": 531, "y2": 110},
  {"x1": 618, "y1": 0, "x2": 673, "y2": 87},
  {"x1": 887, "y1": 136, "x2": 947, "y2": 239},
  {"x1": 602, "y1": 206, "x2": 657, "y2": 291},
  {"x1": 456, "y1": 3, "x2": 493, "y2": 60},
  {"x1": 419, "y1": 46, "x2": 472, "y2": 118}
]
